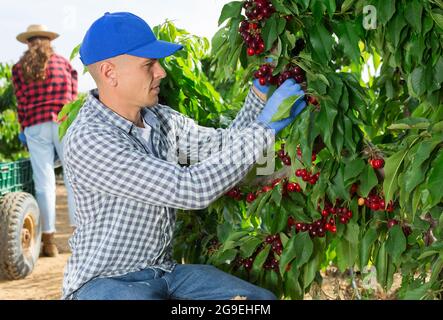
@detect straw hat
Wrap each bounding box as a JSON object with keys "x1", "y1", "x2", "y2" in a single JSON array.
[{"x1": 16, "y1": 24, "x2": 59, "y2": 44}]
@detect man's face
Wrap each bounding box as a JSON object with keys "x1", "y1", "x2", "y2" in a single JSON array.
[{"x1": 115, "y1": 55, "x2": 167, "y2": 107}]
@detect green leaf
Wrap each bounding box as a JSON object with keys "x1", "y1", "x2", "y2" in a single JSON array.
[
  {"x1": 279, "y1": 235, "x2": 298, "y2": 276},
  {"x1": 388, "y1": 117, "x2": 430, "y2": 130},
  {"x1": 70, "y1": 43, "x2": 81, "y2": 61},
  {"x1": 359, "y1": 165, "x2": 378, "y2": 198},
  {"x1": 404, "y1": 135, "x2": 443, "y2": 194},
  {"x1": 403, "y1": 283, "x2": 432, "y2": 300},
  {"x1": 216, "y1": 248, "x2": 238, "y2": 264},
  {"x1": 404, "y1": 0, "x2": 422, "y2": 33},
  {"x1": 271, "y1": 185, "x2": 282, "y2": 205},
  {"x1": 309, "y1": 23, "x2": 334, "y2": 63},
  {"x1": 408, "y1": 67, "x2": 426, "y2": 97},
  {"x1": 240, "y1": 237, "x2": 263, "y2": 258},
  {"x1": 431, "y1": 9, "x2": 443, "y2": 29},
  {"x1": 262, "y1": 17, "x2": 279, "y2": 51},
  {"x1": 344, "y1": 222, "x2": 359, "y2": 244},
  {"x1": 341, "y1": 0, "x2": 355, "y2": 13},
  {"x1": 336, "y1": 239, "x2": 357, "y2": 272},
  {"x1": 218, "y1": 1, "x2": 243, "y2": 26},
  {"x1": 344, "y1": 159, "x2": 365, "y2": 181},
  {"x1": 377, "y1": 0, "x2": 396, "y2": 25},
  {"x1": 284, "y1": 266, "x2": 303, "y2": 299},
  {"x1": 426, "y1": 150, "x2": 443, "y2": 207},
  {"x1": 376, "y1": 242, "x2": 388, "y2": 288},
  {"x1": 360, "y1": 227, "x2": 378, "y2": 268},
  {"x1": 302, "y1": 251, "x2": 320, "y2": 290},
  {"x1": 271, "y1": 93, "x2": 303, "y2": 122},
  {"x1": 433, "y1": 57, "x2": 443, "y2": 89},
  {"x1": 294, "y1": 232, "x2": 314, "y2": 268},
  {"x1": 387, "y1": 13, "x2": 407, "y2": 49},
  {"x1": 383, "y1": 148, "x2": 409, "y2": 205},
  {"x1": 386, "y1": 225, "x2": 407, "y2": 264},
  {"x1": 251, "y1": 245, "x2": 271, "y2": 276},
  {"x1": 325, "y1": 0, "x2": 336, "y2": 18},
  {"x1": 310, "y1": 0, "x2": 326, "y2": 21},
  {"x1": 332, "y1": 165, "x2": 350, "y2": 200},
  {"x1": 336, "y1": 21, "x2": 361, "y2": 63}
]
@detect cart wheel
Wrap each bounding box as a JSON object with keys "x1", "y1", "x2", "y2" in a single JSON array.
[{"x1": 0, "y1": 192, "x2": 41, "y2": 280}]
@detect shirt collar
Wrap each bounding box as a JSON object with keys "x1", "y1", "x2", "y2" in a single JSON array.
[{"x1": 86, "y1": 89, "x2": 161, "y2": 134}]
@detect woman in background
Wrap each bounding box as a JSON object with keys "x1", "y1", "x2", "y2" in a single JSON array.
[{"x1": 12, "y1": 24, "x2": 77, "y2": 257}]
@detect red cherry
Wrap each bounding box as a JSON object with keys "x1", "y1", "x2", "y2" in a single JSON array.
[
  {"x1": 286, "y1": 182, "x2": 297, "y2": 192},
  {"x1": 294, "y1": 74, "x2": 304, "y2": 83},
  {"x1": 387, "y1": 219, "x2": 399, "y2": 229},
  {"x1": 282, "y1": 156, "x2": 291, "y2": 166},
  {"x1": 295, "y1": 169, "x2": 303, "y2": 177},
  {"x1": 246, "y1": 193, "x2": 257, "y2": 203},
  {"x1": 307, "y1": 95, "x2": 319, "y2": 105},
  {"x1": 247, "y1": 47, "x2": 255, "y2": 56},
  {"x1": 262, "y1": 185, "x2": 273, "y2": 193},
  {"x1": 321, "y1": 209, "x2": 329, "y2": 217},
  {"x1": 277, "y1": 149, "x2": 286, "y2": 158},
  {"x1": 345, "y1": 210, "x2": 353, "y2": 219},
  {"x1": 330, "y1": 225, "x2": 337, "y2": 233},
  {"x1": 259, "y1": 77, "x2": 267, "y2": 86},
  {"x1": 294, "y1": 183, "x2": 302, "y2": 192}
]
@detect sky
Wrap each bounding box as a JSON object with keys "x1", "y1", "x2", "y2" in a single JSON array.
[{"x1": 0, "y1": 0, "x2": 232, "y2": 92}]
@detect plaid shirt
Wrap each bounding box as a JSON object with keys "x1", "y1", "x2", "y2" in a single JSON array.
[
  {"x1": 62, "y1": 88, "x2": 274, "y2": 299},
  {"x1": 12, "y1": 53, "x2": 78, "y2": 129}
]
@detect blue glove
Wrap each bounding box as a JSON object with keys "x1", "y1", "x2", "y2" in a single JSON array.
[
  {"x1": 18, "y1": 132, "x2": 27, "y2": 146},
  {"x1": 253, "y1": 78, "x2": 270, "y2": 94},
  {"x1": 256, "y1": 79, "x2": 306, "y2": 134},
  {"x1": 253, "y1": 57, "x2": 274, "y2": 94}
]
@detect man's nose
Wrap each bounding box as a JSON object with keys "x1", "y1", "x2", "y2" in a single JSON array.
[{"x1": 153, "y1": 61, "x2": 166, "y2": 79}]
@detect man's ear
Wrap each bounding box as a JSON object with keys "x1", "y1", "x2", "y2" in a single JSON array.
[{"x1": 100, "y1": 61, "x2": 117, "y2": 87}]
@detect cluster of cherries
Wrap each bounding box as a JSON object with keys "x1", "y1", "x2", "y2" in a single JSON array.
[
  {"x1": 288, "y1": 216, "x2": 336, "y2": 238},
  {"x1": 295, "y1": 169, "x2": 320, "y2": 185},
  {"x1": 265, "y1": 234, "x2": 283, "y2": 255},
  {"x1": 243, "y1": 0, "x2": 275, "y2": 21},
  {"x1": 369, "y1": 158, "x2": 385, "y2": 169},
  {"x1": 226, "y1": 186, "x2": 243, "y2": 201},
  {"x1": 253, "y1": 63, "x2": 306, "y2": 87},
  {"x1": 239, "y1": 20, "x2": 265, "y2": 56},
  {"x1": 239, "y1": 0, "x2": 275, "y2": 56},
  {"x1": 320, "y1": 201, "x2": 353, "y2": 225},
  {"x1": 276, "y1": 143, "x2": 291, "y2": 166},
  {"x1": 358, "y1": 193, "x2": 394, "y2": 212}
]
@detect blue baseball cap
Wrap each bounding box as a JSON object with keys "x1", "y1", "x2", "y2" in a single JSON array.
[{"x1": 79, "y1": 12, "x2": 183, "y2": 65}]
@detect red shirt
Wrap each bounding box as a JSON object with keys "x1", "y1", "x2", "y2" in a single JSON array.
[{"x1": 12, "y1": 53, "x2": 78, "y2": 129}]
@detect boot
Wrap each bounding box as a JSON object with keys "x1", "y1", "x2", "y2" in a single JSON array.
[{"x1": 42, "y1": 233, "x2": 59, "y2": 257}]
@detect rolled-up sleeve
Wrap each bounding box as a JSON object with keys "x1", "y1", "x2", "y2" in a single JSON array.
[
  {"x1": 173, "y1": 88, "x2": 267, "y2": 163},
  {"x1": 66, "y1": 121, "x2": 274, "y2": 210}
]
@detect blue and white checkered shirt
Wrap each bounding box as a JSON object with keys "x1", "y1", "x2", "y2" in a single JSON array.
[{"x1": 61, "y1": 88, "x2": 274, "y2": 299}]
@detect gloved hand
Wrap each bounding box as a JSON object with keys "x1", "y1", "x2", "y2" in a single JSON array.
[
  {"x1": 18, "y1": 131, "x2": 27, "y2": 146},
  {"x1": 256, "y1": 79, "x2": 306, "y2": 134}
]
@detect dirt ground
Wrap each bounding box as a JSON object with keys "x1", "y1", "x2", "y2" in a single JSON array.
[
  {"x1": 0, "y1": 181, "x2": 72, "y2": 300},
  {"x1": 0, "y1": 183, "x2": 401, "y2": 300}
]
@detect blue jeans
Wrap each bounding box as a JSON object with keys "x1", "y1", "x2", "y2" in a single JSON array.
[
  {"x1": 24, "y1": 121, "x2": 76, "y2": 232},
  {"x1": 72, "y1": 264, "x2": 277, "y2": 300}
]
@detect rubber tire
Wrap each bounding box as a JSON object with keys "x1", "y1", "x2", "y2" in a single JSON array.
[{"x1": 0, "y1": 192, "x2": 41, "y2": 280}]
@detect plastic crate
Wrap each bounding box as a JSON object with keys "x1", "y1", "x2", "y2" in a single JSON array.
[{"x1": 0, "y1": 159, "x2": 34, "y2": 197}]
